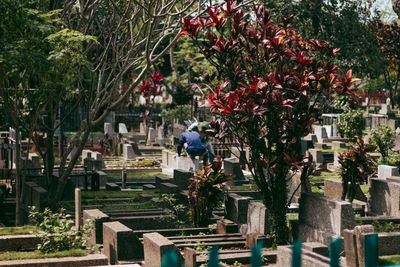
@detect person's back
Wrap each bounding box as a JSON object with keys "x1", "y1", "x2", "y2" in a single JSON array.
[{"x1": 177, "y1": 131, "x2": 206, "y2": 157}]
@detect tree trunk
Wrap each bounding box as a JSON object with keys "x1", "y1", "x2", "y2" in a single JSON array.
[{"x1": 267, "y1": 169, "x2": 289, "y2": 245}]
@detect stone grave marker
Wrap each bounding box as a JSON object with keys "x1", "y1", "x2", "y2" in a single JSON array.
[
  {"x1": 308, "y1": 149, "x2": 324, "y2": 164},
  {"x1": 104, "y1": 122, "x2": 114, "y2": 137},
  {"x1": 332, "y1": 141, "x2": 346, "y2": 150},
  {"x1": 298, "y1": 192, "x2": 356, "y2": 245},
  {"x1": 225, "y1": 193, "x2": 251, "y2": 225},
  {"x1": 246, "y1": 202, "x2": 269, "y2": 235},
  {"x1": 175, "y1": 156, "x2": 198, "y2": 172},
  {"x1": 378, "y1": 165, "x2": 399, "y2": 179},
  {"x1": 324, "y1": 179, "x2": 367, "y2": 202},
  {"x1": 173, "y1": 169, "x2": 193, "y2": 190},
  {"x1": 83, "y1": 209, "x2": 110, "y2": 245},
  {"x1": 368, "y1": 178, "x2": 400, "y2": 216},
  {"x1": 223, "y1": 158, "x2": 245, "y2": 181},
  {"x1": 313, "y1": 125, "x2": 328, "y2": 143},
  {"x1": 123, "y1": 144, "x2": 136, "y2": 160},
  {"x1": 103, "y1": 222, "x2": 143, "y2": 264},
  {"x1": 143, "y1": 232, "x2": 183, "y2": 267},
  {"x1": 119, "y1": 123, "x2": 128, "y2": 134},
  {"x1": 146, "y1": 127, "x2": 156, "y2": 145}
]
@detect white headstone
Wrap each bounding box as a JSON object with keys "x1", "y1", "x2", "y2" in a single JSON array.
[
  {"x1": 140, "y1": 122, "x2": 146, "y2": 134},
  {"x1": 313, "y1": 126, "x2": 328, "y2": 143},
  {"x1": 119, "y1": 123, "x2": 128, "y2": 134},
  {"x1": 81, "y1": 149, "x2": 92, "y2": 164},
  {"x1": 104, "y1": 122, "x2": 114, "y2": 136},
  {"x1": 123, "y1": 144, "x2": 136, "y2": 160},
  {"x1": 378, "y1": 165, "x2": 399, "y2": 179},
  {"x1": 387, "y1": 97, "x2": 391, "y2": 106}
]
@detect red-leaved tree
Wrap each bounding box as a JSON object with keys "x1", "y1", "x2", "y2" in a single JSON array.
[{"x1": 181, "y1": 0, "x2": 357, "y2": 244}]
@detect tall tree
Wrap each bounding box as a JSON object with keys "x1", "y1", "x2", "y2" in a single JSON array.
[{"x1": 181, "y1": 0, "x2": 357, "y2": 244}]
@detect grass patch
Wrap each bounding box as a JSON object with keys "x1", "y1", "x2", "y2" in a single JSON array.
[
  {"x1": 0, "y1": 225, "x2": 38, "y2": 236},
  {"x1": 99, "y1": 202, "x2": 157, "y2": 210},
  {"x1": 360, "y1": 184, "x2": 369, "y2": 194},
  {"x1": 0, "y1": 249, "x2": 87, "y2": 261},
  {"x1": 311, "y1": 186, "x2": 324, "y2": 195},
  {"x1": 229, "y1": 185, "x2": 259, "y2": 191},
  {"x1": 321, "y1": 148, "x2": 347, "y2": 153},
  {"x1": 107, "y1": 172, "x2": 163, "y2": 180},
  {"x1": 82, "y1": 190, "x2": 141, "y2": 199},
  {"x1": 309, "y1": 170, "x2": 341, "y2": 183},
  {"x1": 379, "y1": 255, "x2": 400, "y2": 266}
]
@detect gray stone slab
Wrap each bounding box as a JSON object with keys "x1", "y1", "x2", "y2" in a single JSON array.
[
  {"x1": 277, "y1": 245, "x2": 330, "y2": 267},
  {"x1": 143, "y1": 232, "x2": 183, "y2": 267},
  {"x1": 103, "y1": 222, "x2": 143, "y2": 264},
  {"x1": 225, "y1": 193, "x2": 251, "y2": 224},
  {"x1": 160, "y1": 182, "x2": 179, "y2": 194},
  {"x1": 324, "y1": 179, "x2": 366, "y2": 202},
  {"x1": 378, "y1": 165, "x2": 399, "y2": 179},
  {"x1": 173, "y1": 169, "x2": 193, "y2": 190},
  {"x1": 246, "y1": 202, "x2": 269, "y2": 235},
  {"x1": 83, "y1": 209, "x2": 110, "y2": 245},
  {"x1": 308, "y1": 149, "x2": 324, "y2": 164},
  {"x1": 123, "y1": 144, "x2": 136, "y2": 160},
  {"x1": 298, "y1": 192, "x2": 355, "y2": 245},
  {"x1": 378, "y1": 232, "x2": 400, "y2": 256},
  {"x1": 223, "y1": 158, "x2": 245, "y2": 180},
  {"x1": 368, "y1": 178, "x2": 400, "y2": 216}
]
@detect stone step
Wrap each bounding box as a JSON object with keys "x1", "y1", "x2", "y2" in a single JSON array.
[
  {"x1": 175, "y1": 240, "x2": 246, "y2": 248},
  {"x1": 195, "y1": 249, "x2": 277, "y2": 264}
]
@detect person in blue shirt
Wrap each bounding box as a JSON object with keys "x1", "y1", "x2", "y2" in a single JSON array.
[{"x1": 177, "y1": 126, "x2": 208, "y2": 165}]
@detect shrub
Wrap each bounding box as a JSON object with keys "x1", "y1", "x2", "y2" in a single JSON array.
[
  {"x1": 339, "y1": 137, "x2": 375, "y2": 202},
  {"x1": 159, "y1": 194, "x2": 190, "y2": 228},
  {"x1": 188, "y1": 156, "x2": 231, "y2": 227},
  {"x1": 29, "y1": 207, "x2": 92, "y2": 253},
  {"x1": 337, "y1": 110, "x2": 365, "y2": 138},
  {"x1": 369, "y1": 124, "x2": 395, "y2": 159}
]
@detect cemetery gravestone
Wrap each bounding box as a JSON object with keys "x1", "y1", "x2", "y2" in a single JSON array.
[
  {"x1": 298, "y1": 192, "x2": 356, "y2": 245},
  {"x1": 75, "y1": 188, "x2": 82, "y2": 230},
  {"x1": 83, "y1": 209, "x2": 110, "y2": 245},
  {"x1": 123, "y1": 144, "x2": 136, "y2": 160},
  {"x1": 246, "y1": 202, "x2": 269, "y2": 235},
  {"x1": 143, "y1": 232, "x2": 183, "y2": 267},
  {"x1": 368, "y1": 178, "x2": 400, "y2": 216},
  {"x1": 225, "y1": 193, "x2": 251, "y2": 225},
  {"x1": 173, "y1": 169, "x2": 193, "y2": 190},
  {"x1": 313, "y1": 125, "x2": 328, "y2": 143},
  {"x1": 119, "y1": 123, "x2": 128, "y2": 134},
  {"x1": 103, "y1": 222, "x2": 143, "y2": 264},
  {"x1": 378, "y1": 165, "x2": 399, "y2": 179},
  {"x1": 223, "y1": 158, "x2": 245, "y2": 181},
  {"x1": 104, "y1": 122, "x2": 114, "y2": 137}
]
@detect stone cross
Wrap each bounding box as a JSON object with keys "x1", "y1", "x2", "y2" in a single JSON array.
[{"x1": 75, "y1": 188, "x2": 82, "y2": 230}]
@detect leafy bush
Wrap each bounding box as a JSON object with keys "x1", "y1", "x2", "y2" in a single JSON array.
[
  {"x1": 188, "y1": 157, "x2": 231, "y2": 227},
  {"x1": 337, "y1": 110, "x2": 365, "y2": 138},
  {"x1": 369, "y1": 124, "x2": 395, "y2": 159},
  {"x1": 372, "y1": 221, "x2": 400, "y2": 233},
  {"x1": 381, "y1": 152, "x2": 400, "y2": 170},
  {"x1": 158, "y1": 194, "x2": 190, "y2": 228},
  {"x1": 339, "y1": 137, "x2": 375, "y2": 202},
  {"x1": 29, "y1": 207, "x2": 92, "y2": 253}
]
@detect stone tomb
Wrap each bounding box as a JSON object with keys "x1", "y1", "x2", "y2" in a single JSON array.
[
  {"x1": 378, "y1": 165, "x2": 399, "y2": 179},
  {"x1": 83, "y1": 209, "x2": 110, "y2": 245},
  {"x1": 246, "y1": 202, "x2": 269, "y2": 235},
  {"x1": 225, "y1": 193, "x2": 252, "y2": 226},
  {"x1": 298, "y1": 192, "x2": 356, "y2": 245},
  {"x1": 123, "y1": 144, "x2": 136, "y2": 160},
  {"x1": 368, "y1": 178, "x2": 400, "y2": 216},
  {"x1": 173, "y1": 169, "x2": 193, "y2": 190},
  {"x1": 324, "y1": 179, "x2": 367, "y2": 202},
  {"x1": 223, "y1": 158, "x2": 245, "y2": 181},
  {"x1": 143, "y1": 232, "x2": 184, "y2": 267},
  {"x1": 313, "y1": 125, "x2": 328, "y2": 143},
  {"x1": 102, "y1": 221, "x2": 143, "y2": 264}
]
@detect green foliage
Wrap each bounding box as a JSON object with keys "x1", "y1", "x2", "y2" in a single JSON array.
[
  {"x1": 381, "y1": 152, "x2": 400, "y2": 170},
  {"x1": 188, "y1": 157, "x2": 231, "y2": 227},
  {"x1": 372, "y1": 221, "x2": 400, "y2": 233},
  {"x1": 0, "y1": 248, "x2": 87, "y2": 261},
  {"x1": 337, "y1": 110, "x2": 365, "y2": 138},
  {"x1": 339, "y1": 137, "x2": 375, "y2": 202},
  {"x1": 379, "y1": 255, "x2": 400, "y2": 266},
  {"x1": 369, "y1": 124, "x2": 395, "y2": 159},
  {"x1": 161, "y1": 105, "x2": 191, "y2": 125},
  {"x1": 158, "y1": 194, "x2": 190, "y2": 228},
  {"x1": 28, "y1": 206, "x2": 92, "y2": 253}
]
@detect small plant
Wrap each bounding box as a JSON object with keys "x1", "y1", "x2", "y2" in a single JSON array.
[
  {"x1": 339, "y1": 137, "x2": 375, "y2": 202},
  {"x1": 29, "y1": 206, "x2": 92, "y2": 253},
  {"x1": 337, "y1": 110, "x2": 365, "y2": 139},
  {"x1": 158, "y1": 194, "x2": 190, "y2": 228},
  {"x1": 188, "y1": 156, "x2": 231, "y2": 227},
  {"x1": 372, "y1": 221, "x2": 400, "y2": 233},
  {"x1": 369, "y1": 124, "x2": 395, "y2": 160}
]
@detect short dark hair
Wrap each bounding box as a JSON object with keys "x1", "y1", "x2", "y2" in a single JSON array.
[{"x1": 192, "y1": 126, "x2": 199, "y2": 132}]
